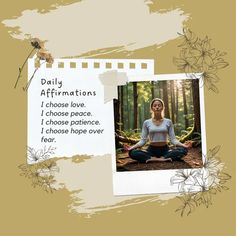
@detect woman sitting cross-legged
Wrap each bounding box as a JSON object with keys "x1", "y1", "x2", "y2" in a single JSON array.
[{"x1": 124, "y1": 98, "x2": 191, "y2": 164}]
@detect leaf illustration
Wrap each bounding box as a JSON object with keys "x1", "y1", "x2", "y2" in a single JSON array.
[
  {"x1": 218, "y1": 172, "x2": 232, "y2": 181},
  {"x1": 208, "y1": 83, "x2": 219, "y2": 93},
  {"x1": 206, "y1": 73, "x2": 220, "y2": 83},
  {"x1": 214, "y1": 61, "x2": 229, "y2": 69},
  {"x1": 209, "y1": 145, "x2": 221, "y2": 157}
]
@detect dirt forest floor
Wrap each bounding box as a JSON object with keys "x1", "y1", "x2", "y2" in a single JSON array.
[{"x1": 117, "y1": 147, "x2": 203, "y2": 172}]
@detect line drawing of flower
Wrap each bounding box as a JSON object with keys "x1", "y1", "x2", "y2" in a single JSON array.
[
  {"x1": 27, "y1": 146, "x2": 56, "y2": 164},
  {"x1": 193, "y1": 168, "x2": 213, "y2": 191},
  {"x1": 175, "y1": 193, "x2": 196, "y2": 217},
  {"x1": 173, "y1": 49, "x2": 198, "y2": 74},
  {"x1": 19, "y1": 147, "x2": 58, "y2": 193},
  {"x1": 201, "y1": 67, "x2": 219, "y2": 92},
  {"x1": 171, "y1": 145, "x2": 231, "y2": 217},
  {"x1": 174, "y1": 29, "x2": 229, "y2": 93},
  {"x1": 170, "y1": 169, "x2": 198, "y2": 192},
  {"x1": 189, "y1": 36, "x2": 215, "y2": 66}
]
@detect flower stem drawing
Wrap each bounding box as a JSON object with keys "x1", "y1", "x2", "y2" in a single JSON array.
[
  {"x1": 14, "y1": 47, "x2": 36, "y2": 89},
  {"x1": 23, "y1": 61, "x2": 46, "y2": 91}
]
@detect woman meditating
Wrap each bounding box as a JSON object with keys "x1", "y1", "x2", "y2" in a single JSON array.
[{"x1": 125, "y1": 98, "x2": 191, "y2": 163}]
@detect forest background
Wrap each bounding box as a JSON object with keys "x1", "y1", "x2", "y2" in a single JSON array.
[{"x1": 114, "y1": 79, "x2": 201, "y2": 145}]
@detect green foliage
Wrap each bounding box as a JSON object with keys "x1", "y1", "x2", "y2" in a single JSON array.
[
  {"x1": 119, "y1": 78, "x2": 195, "y2": 138},
  {"x1": 191, "y1": 132, "x2": 202, "y2": 147},
  {"x1": 176, "y1": 127, "x2": 201, "y2": 147},
  {"x1": 116, "y1": 148, "x2": 124, "y2": 154},
  {"x1": 137, "y1": 82, "x2": 151, "y2": 102},
  {"x1": 118, "y1": 129, "x2": 141, "y2": 140},
  {"x1": 178, "y1": 126, "x2": 194, "y2": 143}
]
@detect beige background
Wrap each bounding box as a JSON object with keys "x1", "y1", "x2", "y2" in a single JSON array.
[{"x1": 1, "y1": 0, "x2": 235, "y2": 235}]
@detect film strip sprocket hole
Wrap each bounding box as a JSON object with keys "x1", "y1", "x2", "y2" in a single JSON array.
[{"x1": 34, "y1": 59, "x2": 149, "y2": 70}]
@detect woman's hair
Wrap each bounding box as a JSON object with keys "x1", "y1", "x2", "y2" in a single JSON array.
[{"x1": 150, "y1": 98, "x2": 165, "y2": 119}]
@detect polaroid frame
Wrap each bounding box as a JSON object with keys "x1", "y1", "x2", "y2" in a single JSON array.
[{"x1": 112, "y1": 73, "x2": 207, "y2": 195}]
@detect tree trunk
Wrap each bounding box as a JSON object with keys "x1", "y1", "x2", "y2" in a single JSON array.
[
  {"x1": 113, "y1": 98, "x2": 120, "y2": 132},
  {"x1": 182, "y1": 80, "x2": 189, "y2": 129},
  {"x1": 162, "y1": 81, "x2": 170, "y2": 118},
  {"x1": 192, "y1": 79, "x2": 201, "y2": 133},
  {"x1": 133, "y1": 82, "x2": 138, "y2": 131},
  {"x1": 120, "y1": 86, "x2": 124, "y2": 131},
  {"x1": 178, "y1": 79, "x2": 201, "y2": 143},
  {"x1": 113, "y1": 99, "x2": 120, "y2": 148},
  {"x1": 125, "y1": 85, "x2": 130, "y2": 129},
  {"x1": 139, "y1": 106, "x2": 142, "y2": 130},
  {"x1": 151, "y1": 81, "x2": 155, "y2": 99},
  {"x1": 176, "y1": 85, "x2": 179, "y2": 123},
  {"x1": 170, "y1": 80, "x2": 176, "y2": 123},
  {"x1": 144, "y1": 101, "x2": 150, "y2": 120}
]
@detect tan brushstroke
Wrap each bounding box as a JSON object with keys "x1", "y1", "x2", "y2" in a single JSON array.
[
  {"x1": 2, "y1": 0, "x2": 189, "y2": 58},
  {"x1": 53, "y1": 155, "x2": 177, "y2": 215},
  {"x1": 1, "y1": 0, "x2": 188, "y2": 215}
]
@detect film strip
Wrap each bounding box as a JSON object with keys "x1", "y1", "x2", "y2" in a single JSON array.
[{"x1": 33, "y1": 58, "x2": 154, "y2": 73}]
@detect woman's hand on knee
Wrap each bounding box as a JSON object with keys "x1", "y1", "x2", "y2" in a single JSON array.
[
  {"x1": 123, "y1": 144, "x2": 133, "y2": 151},
  {"x1": 182, "y1": 141, "x2": 192, "y2": 149}
]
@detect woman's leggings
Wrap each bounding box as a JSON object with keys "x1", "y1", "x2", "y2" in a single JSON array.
[{"x1": 129, "y1": 145, "x2": 188, "y2": 163}]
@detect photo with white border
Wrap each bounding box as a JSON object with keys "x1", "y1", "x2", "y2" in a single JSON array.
[{"x1": 112, "y1": 73, "x2": 207, "y2": 195}]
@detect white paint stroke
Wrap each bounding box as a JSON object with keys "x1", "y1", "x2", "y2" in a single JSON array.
[
  {"x1": 2, "y1": 0, "x2": 189, "y2": 57},
  {"x1": 53, "y1": 155, "x2": 177, "y2": 215}
]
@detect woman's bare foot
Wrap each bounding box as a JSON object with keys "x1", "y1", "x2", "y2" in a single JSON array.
[
  {"x1": 158, "y1": 157, "x2": 172, "y2": 162},
  {"x1": 119, "y1": 159, "x2": 138, "y2": 166},
  {"x1": 146, "y1": 156, "x2": 172, "y2": 163}
]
